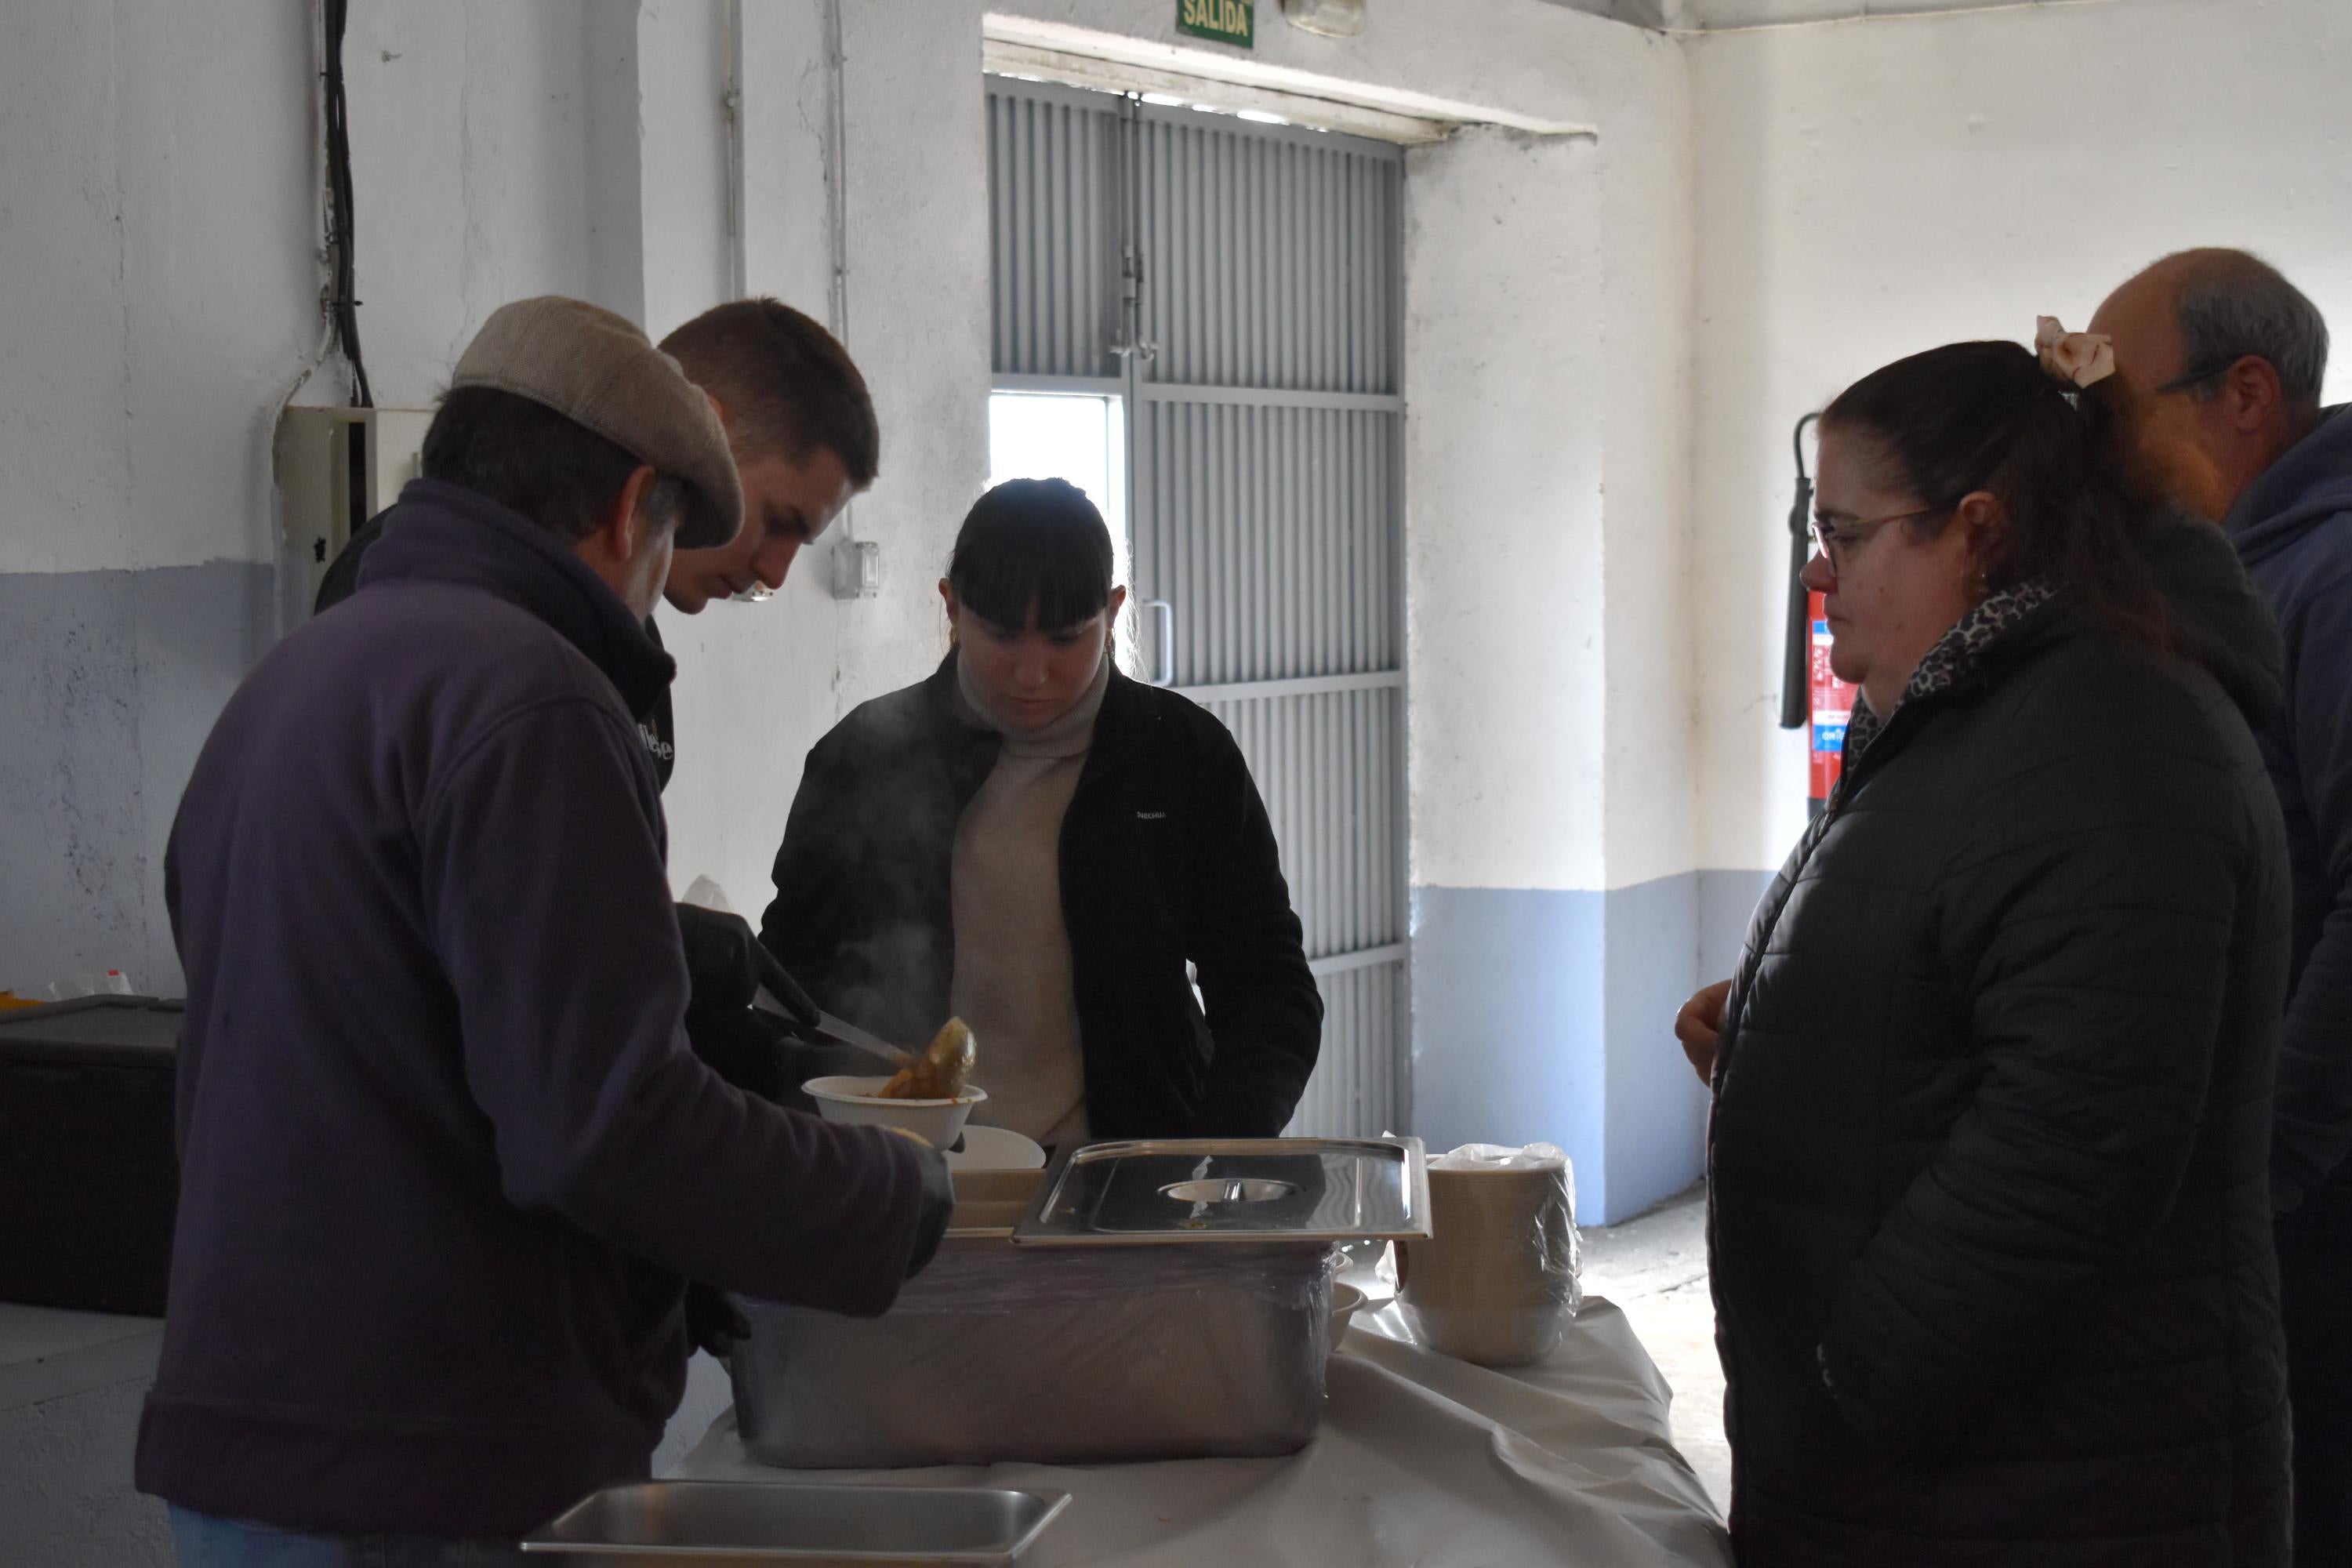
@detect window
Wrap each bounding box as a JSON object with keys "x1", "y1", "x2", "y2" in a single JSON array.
[{"x1": 986, "y1": 391, "x2": 1128, "y2": 591}]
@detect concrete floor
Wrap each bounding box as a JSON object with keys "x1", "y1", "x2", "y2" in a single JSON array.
[{"x1": 1579, "y1": 1183, "x2": 1730, "y2": 1515}]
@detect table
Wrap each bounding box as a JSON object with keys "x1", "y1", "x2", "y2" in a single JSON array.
[{"x1": 681, "y1": 1297, "x2": 1732, "y2": 1566}]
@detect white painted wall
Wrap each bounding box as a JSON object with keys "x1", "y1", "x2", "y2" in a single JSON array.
[
  {"x1": 1689, "y1": 0, "x2": 2352, "y2": 876},
  {"x1": 638, "y1": 1, "x2": 737, "y2": 333},
  {"x1": 829, "y1": 0, "x2": 993, "y2": 712},
  {"x1": 0, "y1": 0, "x2": 315, "y2": 578},
  {"x1": 1406, "y1": 129, "x2": 1610, "y2": 894},
  {"x1": 343, "y1": 5, "x2": 601, "y2": 407},
  {"x1": 1594, "y1": 33, "x2": 1697, "y2": 895},
  {"x1": 665, "y1": 571, "x2": 847, "y2": 919}
]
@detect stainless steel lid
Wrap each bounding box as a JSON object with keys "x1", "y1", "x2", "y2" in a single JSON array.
[{"x1": 1010, "y1": 1137, "x2": 1431, "y2": 1247}]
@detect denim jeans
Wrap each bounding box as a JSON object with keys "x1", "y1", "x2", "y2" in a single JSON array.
[{"x1": 168, "y1": 1506, "x2": 534, "y2": 1566}]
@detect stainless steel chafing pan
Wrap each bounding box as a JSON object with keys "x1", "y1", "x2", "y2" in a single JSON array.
[
  {"x1": 1010, "y1": 1137, "x2": 1431, "y2": 1247},
  {"x1": 520, "y1": 1480, "x2": 1070, "y2": 1564}
]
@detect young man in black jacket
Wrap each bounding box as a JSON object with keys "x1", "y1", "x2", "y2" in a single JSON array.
[
  {"x1": 761, "y1": 479, "x2": 1323, "y2": 1144},
  {"x1": 143, "y1": 298, "x2": 951, "y2": 1564}
]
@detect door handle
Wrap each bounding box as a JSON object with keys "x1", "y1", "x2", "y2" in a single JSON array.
[{"x1": 1144, "y1": 598, "x2": 1175, "y2": 687}]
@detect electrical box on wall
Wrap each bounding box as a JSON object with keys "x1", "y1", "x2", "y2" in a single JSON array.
[
  {"x1": 273, "y1": 405, "x2": 433, "y2": 626},
  {"x1": 832, "y1": 536, "x2": 882, "y2": 601}
]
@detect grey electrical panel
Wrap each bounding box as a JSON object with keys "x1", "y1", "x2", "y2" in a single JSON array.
[{"x1": 273, "y1": 405, "x2": 433, "y2": 626}]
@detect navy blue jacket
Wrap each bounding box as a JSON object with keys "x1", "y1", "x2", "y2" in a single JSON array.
[
  {"x1": 2228, "y1": 408, "x2": 2352, "y2": 1225},
  {"x1": 138, "y1": 480, "x2": 949, "y2": 1540}
]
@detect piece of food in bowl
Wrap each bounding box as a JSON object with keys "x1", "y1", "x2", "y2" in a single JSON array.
[{"x1": 877, "y1": 1018, "x2": 976, "y2": 1101}]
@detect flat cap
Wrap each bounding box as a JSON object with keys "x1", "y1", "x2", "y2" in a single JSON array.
[{"x1": 451, "y1": 296, "x2": 742, "y2": 550}]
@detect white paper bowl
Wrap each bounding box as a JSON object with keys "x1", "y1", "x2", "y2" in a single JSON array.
[
  {"x1": 946, "y1": 1125, "x2": 1047, "y2": 1173},
  {"x1": 1330, "y1": 1281, "x2": 1367, "y2": 1347},
  {"x1": 804, "y1": 1075, "x2": 987, "y2": 1149}
]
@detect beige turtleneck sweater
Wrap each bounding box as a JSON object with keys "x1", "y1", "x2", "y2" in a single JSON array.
[{"x1": 949, "y1": 653, "x2": 1110, "y2": 1146}]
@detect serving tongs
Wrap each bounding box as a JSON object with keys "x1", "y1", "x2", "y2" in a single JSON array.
[{"x1": 750, "y1": 945, "x2": 914, "y2": 1070}]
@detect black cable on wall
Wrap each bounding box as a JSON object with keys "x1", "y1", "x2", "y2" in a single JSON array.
[
  {"x1": 1778, "y1": 412, "x2": 1818, "y2": 731},
  {"x1": 321, "y1": 0, "x2": 373, "y2": 408}
]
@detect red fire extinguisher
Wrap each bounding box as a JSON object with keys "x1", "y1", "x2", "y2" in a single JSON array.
[
  {"x1": 1780, "y1": 414, "x2": 1860, "y2": 813},
  {"x1": 1807, "y1": 590, "x2": 1858, "y2": 804}
]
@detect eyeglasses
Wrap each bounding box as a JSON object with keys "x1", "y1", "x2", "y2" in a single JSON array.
[
  {"x1": 2154, "y1": 357, "x2": 2242, "y2": 397},
  {"x1": 1809, "y1": 506, "x2": 1942, "y2": 576}
]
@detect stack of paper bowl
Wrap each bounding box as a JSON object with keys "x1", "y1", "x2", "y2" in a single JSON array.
[
  {"x1": 1396, "y1": 1158, "x2": 1577, "y2": 1367},
  {"x1": 1329, "y1": 1280, "x2": 1367, "y2": 1349}
]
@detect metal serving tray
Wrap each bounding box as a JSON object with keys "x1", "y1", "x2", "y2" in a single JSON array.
[
  {"x1": 1010, "y1": 1137, "x2": 1431, "y2": 1247},
  {"x1": 731, "y1": 1238, "x2": 1332, "y2": 1469},
  {"x1": 520, "y1": 1481, "x2": 1069, "y2": 1565}
]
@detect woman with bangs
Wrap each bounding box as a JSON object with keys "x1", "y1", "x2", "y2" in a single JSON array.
[{"x1": 759, "y1": 478, "x2": 1322, "y2": 1146}]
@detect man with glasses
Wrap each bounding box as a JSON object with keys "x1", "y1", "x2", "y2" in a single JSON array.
[{"x1": 2092, "y1": 249, "x2": 2352, "y2": 1559}]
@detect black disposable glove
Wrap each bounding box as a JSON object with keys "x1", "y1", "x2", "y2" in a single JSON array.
[
  {"x1": 670, "y1": 906, "x2": 949, "y2": 1346},
  {"x1": 673, "y1": 902, "x2": 821, "y2": 1029},
  {"x1": 683, "y1": 1281, "x2": 752, "y2": 1359},
  {"x1": 685, "y1": 1004, "x2": 798, "y2": 1104},
  {"x1": 685, "y1": 1003, "x2": 876, "y2": 1112},
  {"x1": 904, "y1": 1140, "x2": 957, "y2": 1279}
]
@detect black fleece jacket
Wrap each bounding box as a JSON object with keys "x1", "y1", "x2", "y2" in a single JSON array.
[
  {"x1": 141, "y1": 481, "x2": 949, "y2": 1540},
  {"x1": 760, "y1": 656, "x2": 1323, "y2": 1138}
]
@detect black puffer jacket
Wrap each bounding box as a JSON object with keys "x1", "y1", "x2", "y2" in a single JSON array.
[
  {"x1": 1711, "y1": 517, "x2": 2294, "y2": 1567},
  {"x1": 760, "y1": 656, "x2": 1322, "y2": 1138}
]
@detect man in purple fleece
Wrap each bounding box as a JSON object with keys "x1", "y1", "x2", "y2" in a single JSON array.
[{"x1": 138, "y1": 297, "x2": 953, "y2": 1565}]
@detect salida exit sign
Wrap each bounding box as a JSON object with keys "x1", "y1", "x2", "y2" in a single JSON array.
[{"x1": 1177, "y1": 0, "x2": 1254, "y2": 48}]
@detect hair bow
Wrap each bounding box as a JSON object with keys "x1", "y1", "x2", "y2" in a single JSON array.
[{"x1": 2034, "y1": 316, "x2": 2116, "y2": 390}]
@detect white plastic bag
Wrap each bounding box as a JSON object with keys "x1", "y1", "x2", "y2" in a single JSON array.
[{"x1": 42, "y1": 969, "x2": 134, "y2": 1001}]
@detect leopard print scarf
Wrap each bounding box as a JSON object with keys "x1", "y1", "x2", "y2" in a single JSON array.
[{"x1": 1838, "y1": 578, "x2": 2058, "y2": 788}]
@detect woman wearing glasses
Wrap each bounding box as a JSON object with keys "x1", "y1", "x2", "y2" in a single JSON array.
[{"x1": 1678, "y1": 332, "x2": 2294, "y2": 1566}]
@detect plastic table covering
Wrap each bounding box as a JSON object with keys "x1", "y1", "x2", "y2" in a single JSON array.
[{"x1": 677, "y1": 1297, "x2": 1732, "y2": 1566}]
